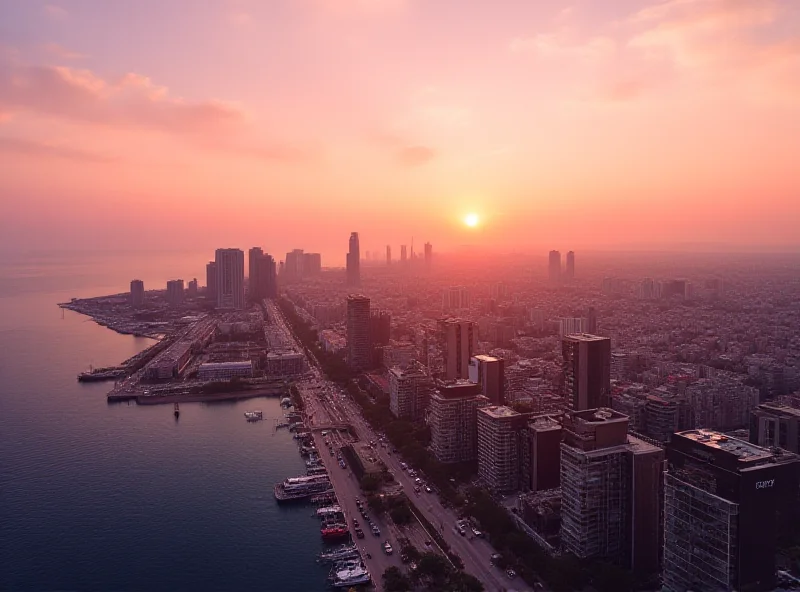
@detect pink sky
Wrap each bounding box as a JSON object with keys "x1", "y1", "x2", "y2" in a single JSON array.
[{"x1": 1, "y1": 0, "x2": 799, "y2": 262}]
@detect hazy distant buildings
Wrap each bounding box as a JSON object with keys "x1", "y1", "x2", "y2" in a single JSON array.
[
  {"x1": 249, "y1": 248, "x2": 277, "y2": 302},
  {"x1": 560, "y1": 408, "x2": 663, "y2": 577},
  {"x1": 130, "y1": 279, "x2": 145, "y2": 307},
  {"x1": 559, "y1": 317, "x2": 587, "y2": 337},
  {"x1": 346, "y1": 232, "x2": 360, "y2": 286},
  {"x1": 439, "y1": 318, "x2": 477, "y2": 380},
  {"x1": 346, "y1": 294, "x2": 371, "y2": 370},
  {"x1": 400, "y1": 245, "x2": 407, "y2": 264},
  {"x1": 303, "y1": 252, "x2": 321, "y2": 275},
  {"x1": 249, "y1": 247, "x2": 264, "y2": 303},
  {"x1": 586, "y1": 306, "x2": 597, "y2": 334},
  {"x1": 284, "y1": 249, "x2": 304, "y2": 279},
  {"x1": 663, "y1": 430, "x2": 800, "y2": 592},
  {"x1": 206, "y1": 261, "x2": 217, "y2": 304},
  {"x1": 215, "y1": 248, "x2": 245, "y2": 310},
  {"x1": 166, "y1": 279, "x2": 184, "y2": 306},
  {"x1": 385, "y1": 245, "x2": 391, "y2": 266},
  {"x1": 424, "y1": 242, "x2": 432, "y2": 269},
  {"x1": 442, "y1": 286, "x2": 470, "y2": 312},
  {"x1": 565, "y1": 251, "x2": 575, "y2": 279},
  {"x1": 469, "y1": 354, "x2": 505, "y2": 405},
  {"x1": 562, "y1": 334, "x2": 611, "y2": 411},
  {"x1": 429, "y1": 381, "x2": 488, "y2": 463},
  {"x1": 370, "y1": 310, "x2": 391, "y2": 347},
  {"x1": 187, "y1": 278, "x2": 198, "y2": 298},
  {"x1": 548, "y1": 250, "x2": 561, "y2": 283}
]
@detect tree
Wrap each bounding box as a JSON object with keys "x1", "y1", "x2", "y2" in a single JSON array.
[
  {"x1": 360, "y1": 474, "x2": 381, "y2": 492},
  {"x1": 382, "y1": 566, "x2": 412, "y2": 592},
  {"x1": 390, "y1": 503, "x2": 412, "y2": 525}
]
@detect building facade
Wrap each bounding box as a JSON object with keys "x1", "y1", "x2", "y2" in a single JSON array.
[
  {"x1": 206, "y1": 261, "x2": 217, "y2": 304},
  {"x1": 562, "y1": 334, "x2": 611, "y2": 411},
  {"x1": 130, "y1": 279, "x2": 145, "y2": 307},
  {"x1": 388, "y1": 363, "x2": 430, "y2": 420},
  {"x1": 548, "y1": 250, "x2": 561, "y2": 283},
  {"x1": 750, "y1": 402, "x2": 800, "y2": 453},
  {"x1": 439, "y1": 318, "x2": 477, "y2": 380},
  {"x1": 477, "y1": 406, "x2": 530, "y2": 492},
  {"x1": 468, "y1": 354, "x2": 505, "y2": 405},
  {"x1": 429, "y1": 382, "x2": 488, "y2": 463},
  {"x1": 166, "y1": 279, "x2": 184, "y2": 306},
  {"x1": 346, "y1": 294, "x2": 371, "y2": 370},
  {"x1": 215, "y1": 248, "x2": 245, "y2": 309},
  {"x1": 198, "y1": 361, "x2": 253, "y2": 381},
  {"x1": 346, "y1": 232, "x2": 360, "y2": 286}
]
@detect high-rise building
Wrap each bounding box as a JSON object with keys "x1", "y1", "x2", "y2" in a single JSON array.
[
  {"x1": 215, "y1": 248, "x2": 245, "y2": 310},
  {"x1": 439, "y1": 319, "x2": 477, "y2": 380},
  {"x1": 548, "y1": 250, "x2": 561, "y2": 284},
  {"x1": 468, "y1": 355, "x2": 505, "y2": 405},
  {"x1": 750, "y1": 403, "x2": 800, "y2": 452},
  {"x1": 442, "y1": 286, "x2": 470, "y2": 311},
  {"x1": 477, "y1": 406, "x2": 530, "y2": 492},
  {"x1": 424, "y1": 242, "x2": 432, "y2": 269},
  {"x1": 346, "y1": 294, "x2": 371, "y2": 370},
  {"x1": 663, "y1": 430, "x2": 800, "y2": 592},
  {"x1": 565, "y1": 251, "x2": 575, "y2": 279},
  {"x1": 386, "y1": 245, "x2": 391, "y2": 266},
  {"x1": 389, "y1": 363, "x2": 430, "y2": 420},
  {"x1": 130, "y1": 279, "x2": 145, "y2": 307},
  {"x1": 400, "y1": 245, "x2": 407, "y2": 263},
  {"x1": 284, "y1": 249, "x2": 304, "y2": 278},
  {"x1": 166, "y1": 279, "x2": 184, "y2": 306},
  {"x1": 187, "y1": 278, "x2": 198, "y2": 298},
  {"x1": 346, "y1": 232, "x2": 360, "y2": 286},
  {"x1": 248, "y1": 247, "x2": 264, "y2": 303},
  {"x1": 560, "y1": 408, "x2": 664, "y2": 577},
  {"x1": 429, "y1": 381, "x2": 488, "y2": 463},
  {"x1": 586, "y1": 306, "x2": 597, "y2": 334},
  {"x1": 562, "y1": 334, "x2": 611, "y2": 411},
  {"x1": 559, "y1": 317, "x2": 587, "y2": 337},
  {"x1": 303, "y1": 252, "x2": 321, "y2": 275},
  {"x1": 370, "y1": 311, "x2": 391, "y2": 347},
  {"x1": 526, "y1": 415, "x2": 563, "y2": 492},
  {"x1": 206, "y1": 261, "x2": 217, "y2": 304}
]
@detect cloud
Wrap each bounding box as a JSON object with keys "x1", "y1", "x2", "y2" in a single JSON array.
[
  {"x1": 0, "y1": 136, "x2": 115, "y2": 163},
  {"x1": 43, "y1": 4, "x2": 68, "y2": 20},
  {"x1": 398, "y1": 145, "x2": 435, "y2": 167},
  {"x1": 41, "y1": 43, "x2": 89, "y2": 60},
  {"x1": 509, "y1": 33, "x2": 615, "y2": 60}
]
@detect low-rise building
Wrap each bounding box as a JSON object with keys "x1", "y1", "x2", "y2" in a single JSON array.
[{"x1": 198, "y1": 361, "x2": 254, "y2": 381}]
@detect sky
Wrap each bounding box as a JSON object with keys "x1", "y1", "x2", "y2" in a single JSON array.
[{"x1": 0, "y1": 0, "x2": 799, "y2": 263}]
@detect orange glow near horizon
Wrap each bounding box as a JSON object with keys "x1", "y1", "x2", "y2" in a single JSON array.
[
  {"x1": 464, "y1": 213, "x2": 480, "y2": 228},
  {"x1": 0, "y1": 1, "x2": 799, "y2": 258}
]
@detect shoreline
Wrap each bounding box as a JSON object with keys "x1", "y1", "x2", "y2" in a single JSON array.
[
  {"x1": 109, "y1": 387, "x2": 288, "y2": 405},
  {"x1": 59, "y1": 302, "x2": 165, "y2": 340}
]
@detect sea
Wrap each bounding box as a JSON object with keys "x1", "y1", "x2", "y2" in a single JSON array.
[{"x1": 0, "y1": 251, "x2": 330, "y2": 592}]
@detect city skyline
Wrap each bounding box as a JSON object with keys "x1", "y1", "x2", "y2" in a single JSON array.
[{"x1": 2, "y1": 1, "x2": 800, "y2": 254}]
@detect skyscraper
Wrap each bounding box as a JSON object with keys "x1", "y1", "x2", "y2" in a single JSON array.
[
  {"x1": 248, "y1": 247, "x2": 264, "y2": 303},
  {"x1": 562, "y1": 334, "x2": 611, "y2": 410},
  {"x1": 663, "y1": 430, "x2": 800, "y2": 592},
  {"x1": 439, "y1": 318, "x2": 477, "y2": 380},
  {"x1": 215, "y1": 248, "x2": 245, "y2": 309},
  {"x1": 346, "y1": 294, "x2": 371, "y2": 370},
  {"x1": 400, "y1": 245, "x2": 407, "y2": 263},
  {"x1": 205, "y1": 261, "x2": 217, "y2": 304},
  {"x1": 166, "y1": 279, "x2": 184, "y2": 306},
  {"x1": 424, "y1": 242, "x2": 432, "y2": 269},
  {"x1": 429, "y1": 382, "x2": 488, "y2": 463},
  {"x1": 565, "y1": 250, "x2": 575, "y2": 279},
  {"x1": 284, "y1": 249, "x2": 304, "y2": 278},
  {"x1": 130, "y1": 279, "x2": 145, "y2": 307},
  {"x1": 370, "y1": 310, "x2": 391, "y2": 347},
  {"x1": 303, "y1": 252, "x2": 321, "y2": 275},
  {"x1": 468, "y1": 355, "x2": 505, "y2": 405},
  {"x1": 187, "y1": 278, "x2": 198, "y2": 298},
  {"x1": 442, "y1": 286, "x2": 470, "y2": 311},
  {"x1": 346, "y1": 232, "x2": 360, "y2": 286},
  {"x1": 386, "y1": 245, "x2": 391, "y2": 266},
  {"x1": 560, "y1": 408, "x2": 663, "y2": 577},
  {"x1": 477, "y1": 406, "x2": 530, "y2": 492},
  {"x1": 548, "y1": 250, "x2": 561, "y2": 283},
  {"x1": 586, "y1": 306, "x2": 597, "y2": 334}
]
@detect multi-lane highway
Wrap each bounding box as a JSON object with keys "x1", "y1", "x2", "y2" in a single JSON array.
[{"x1": 268, "y1": 301, "x2": 528, "y2": 592}]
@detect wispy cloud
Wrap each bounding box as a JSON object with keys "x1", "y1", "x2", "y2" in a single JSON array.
[
  {"x1": 371, "y1": 130, "x2": 436, "y2": 167},
  {"x1": 41, "y1": 43, "x2": 89, "y2": 60},
  {"x1": 0, "y1": 136, "x2": 115, "y2": 163}
]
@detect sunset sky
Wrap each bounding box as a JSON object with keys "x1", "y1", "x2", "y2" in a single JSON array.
[{"x1": 1, "y1": 0, "x2": 799, "y2": 262}]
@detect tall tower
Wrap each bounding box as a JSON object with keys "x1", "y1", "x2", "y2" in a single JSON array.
[
  {"x1": 565, "y1": 251, "x2": 575, "y2": 280},
  {"x1": 206, "y1": 261, "x2": 217, "y2": 304},
  {"x1": 400, "y1": 245, "x2": 407, "y2": 264},
  {"x1": 130, "y1": 279, "x2": 145, "y2": 307},
  {"x1": 346, "y1": 294, "x2": 371, "y2": 370},
  {"x1": 438, "y1": 318, "x2": 477, "y2": 380},
  {"x1": 248, "y1": 247, "x2": 264, "y2": 303},
  {"x1": 562, "y1": 334, "x2": 611, "y2": 410},
  {"x1": 215, "y1": 248, "x2": 245, "y2": 309},
  {"x1": 346, "y1": 232, "x2": 360, "y2": 286},
  {"x1": 424, "y1": 242, "x2": 432, "y2": 270},
  {"x1": 386, "y1": 245, "x2": 391, "y2": 266},
  {"x1": 548, "y1": 250, "x2": 561, "y2": 283}
]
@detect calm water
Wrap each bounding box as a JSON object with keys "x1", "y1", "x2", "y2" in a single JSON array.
[{"x1": 0, "y1": 252, "x2": 329, "y2": 591}]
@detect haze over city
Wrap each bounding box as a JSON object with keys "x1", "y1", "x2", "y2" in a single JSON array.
[{"x1": 2, "y1": 0, "x2": 800, "y2": 258}]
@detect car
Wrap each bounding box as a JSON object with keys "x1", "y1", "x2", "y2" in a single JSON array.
[
  {"x1": 383, "y1": 541, "x2": 393, "y2": 555},
  {"x1": 425, "y1": 486, "x2": 432, "y2": 493},
  {"x1": 355, "y1": 528, "x2": 365, "y2": 539},
  {"x1": 414, "y1": 478, "x2": 422, "y2": 485},
  {"x1": 471, "y1": 527, "x2": 482, "y2": 537},
  {"x1": 329, "y1": 449, "x2": 334, "y2": 456},
  {"x1": 372, "y1": 526, "x2": 380, "y2": 536},
  {"x1": 413, "y1": 486, "x2": 421, "y2": 493},
  {"x1": 321, "y1": 431, "x2": 328, "y2": 436},
  {"x1": 352, "y1": 518, "x2": 359, "y2": 527},
  {"x1": 506, "y1": 569, "x2": 516, "y2": 579},
  {"x1": 456, "y1": 526, "x2": 466, "y2": 536}
]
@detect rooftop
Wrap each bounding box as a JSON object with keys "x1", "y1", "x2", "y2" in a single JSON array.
[
  {"x1": 473, "y1": 354, "x2": 501, "y2": 363},
  {"x1": 678, "y1": 429, "x2": 773, "y2": 460},
  {"x1": 563, "y1": 333, "x2": 609, "y2": 343},
  {"x1": 480, "y1": 405, "x2": 519, "y2": 419},
  {"x1": 570, "y1": 407, "x2": 628, "y2": 423}
]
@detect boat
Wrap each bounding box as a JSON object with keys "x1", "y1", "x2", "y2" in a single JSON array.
[
  {"x1": 307, "y1": 467, "x2": 328, "y2": 476},
  {"x1": 309, "y1": 491, "x2": 337, "y2": 504},
  {"x1": 280, "y1": 397, "x2": 292, "y2": 407},
  {"x1": 244, "y1": 410, "x2": 263, "y2": 422},
  {"x1": 276, "y1": 422, "x2": 290, "y2": 428},
  {"x1": 77, "y1": 368, "x2": 125, "y2": 382},
  {"x1": 327, "y1": 559, "x2": 363, "y2": 576},
  {"x1": 330, "y1": 565, "x2": 370, "y2": 588},
  {"x1": 321, "y1": 524, "x2": 349, "y2": 540},
  {"x1": 316, "y1": 505, "x2": 342, "y2": 518},
  {"x1": 274, "y1": 474, "x2": 331, "y2": 502},
  {"x1": 174, "y1": 403, "x2": 180, "y2": 418},
  {"x1": 318, "y1": 544, "x2": 359, "y2": 563}
]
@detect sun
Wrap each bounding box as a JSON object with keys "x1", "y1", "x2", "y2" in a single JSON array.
[{"x1": 464, "y1": 213, "x2": 480, "y2": 228}]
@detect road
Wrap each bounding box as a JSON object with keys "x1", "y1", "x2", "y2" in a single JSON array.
[{"x1": 269, "y1": 301, "x2": 526, "y2": 592}]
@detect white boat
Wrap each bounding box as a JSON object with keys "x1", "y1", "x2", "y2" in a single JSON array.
[
  {"x1": 244, "y1": 410, "x2": 263, "y2": 421},
  {"x1": 331, "y1": 565, "x2": 370, "y2": 588}
]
